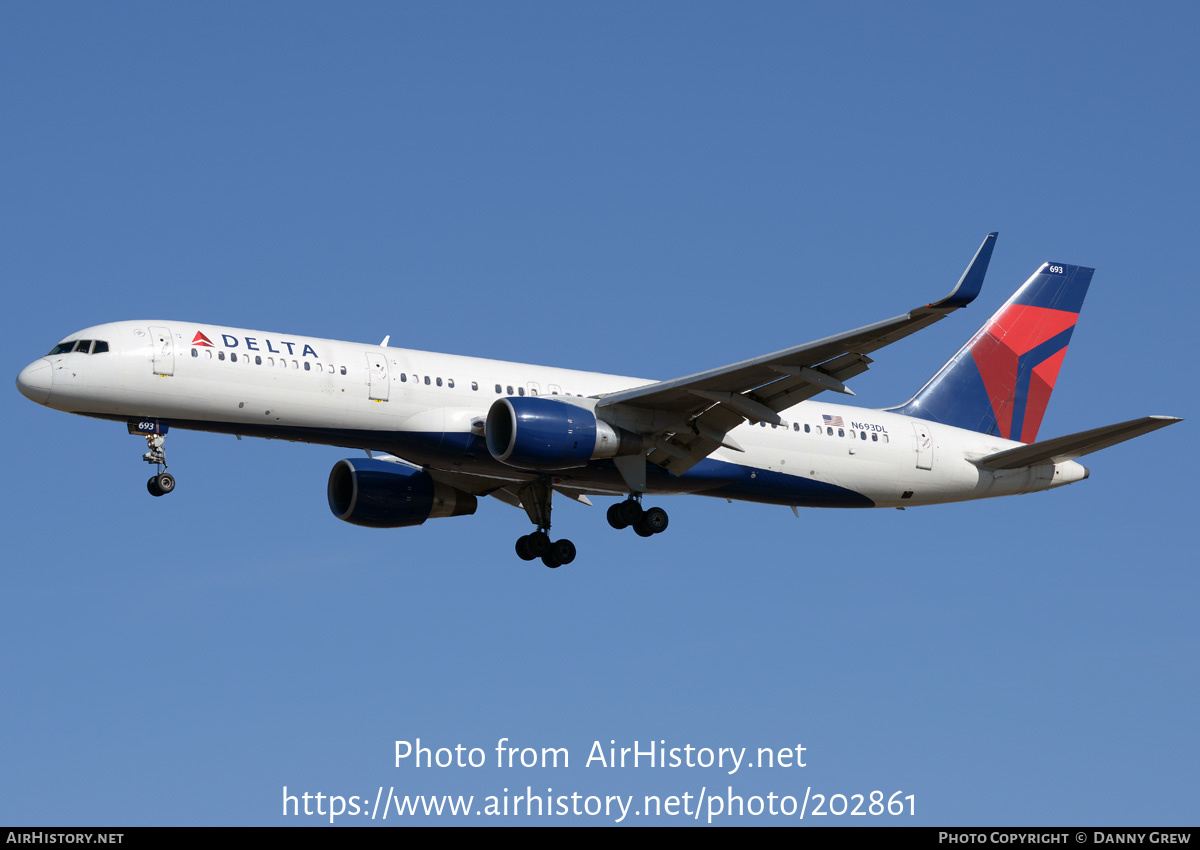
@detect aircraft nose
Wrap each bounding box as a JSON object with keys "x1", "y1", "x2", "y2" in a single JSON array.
[{"x1": 16, "y1": 358, "x2": 52, "y2": 404}]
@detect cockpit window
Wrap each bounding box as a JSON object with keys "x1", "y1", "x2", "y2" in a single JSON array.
[
  {"x1": 75, "y1": 340, "x2": 93, "y2": 353},
  {"x1": 92, "y1": 341, "x2": 109, "y2": 354},
  {"x1": 48, "y1": 341, "x2": 76, "y2": 355}
]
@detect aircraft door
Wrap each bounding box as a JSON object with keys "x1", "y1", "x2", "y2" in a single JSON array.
[
  {"x1": 913, "y1": 422, "x2": 933, "y2": 470},
  {"x1": 150, "y1": 326, "x2": 174, "y2": 376},
  {"x1": 366, "y1": 351, "x2": 389, "y2": 401}
]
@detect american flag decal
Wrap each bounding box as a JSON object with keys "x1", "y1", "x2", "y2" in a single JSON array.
[{"x1": 822, "y1": 414, "x2": 844, "y2": 427}]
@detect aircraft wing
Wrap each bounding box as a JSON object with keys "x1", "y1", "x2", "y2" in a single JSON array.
[{"x1": 595, "y1": 233, "x2": 999, "y2": 475}]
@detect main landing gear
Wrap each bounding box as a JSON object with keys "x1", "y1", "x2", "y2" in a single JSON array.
[
  {"x1": 141, "y1": 432, "x2": 175, "y2": 497},
  {"x1": 606, "y1": 496, "x2": 669, "y2": 537},
  {"x1": 513, "y1": 481, "x2": 576, "y2": 569}
]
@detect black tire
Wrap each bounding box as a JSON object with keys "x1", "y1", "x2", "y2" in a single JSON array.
[
  {"x1": 606, "y1": 503, "x2": 628, "y2": 530},
  {"x1": 527, "y1": 531, "x2": 551, "y2": 557},
  {"x1": 156, "y1": 472, "x2": 175, "y2": 495},
  {"x1": 551, "y1": 538, "x2": 576, "y2": 565},
  {"x1": 147, "y1": 476, "x2": 163, "y2": 497},
  {"x1": 542, "y1": 552, "x2": 562, "y2": 569},
  {"x1": 616, "y1": 499, "x2": 643, "y2": 527},
  {"x1": 643, "y1": 506, "x2": 669, "y2": 534},
  {"x1": 515, "y1": 536, "x2": 537, "y2": 561},
  {"x1": 633, "y1": 519, "x2": 655, "y2": 537}
]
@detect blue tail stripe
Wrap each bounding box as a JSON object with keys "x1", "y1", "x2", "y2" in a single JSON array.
[{"x1": 1007, "y1": 326, "x2": 1077, "y2": 443}]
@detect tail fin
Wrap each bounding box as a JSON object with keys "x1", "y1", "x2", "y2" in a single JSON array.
[{"x1": 889, "y1": 262, "x2": 1093, "y2": 443}]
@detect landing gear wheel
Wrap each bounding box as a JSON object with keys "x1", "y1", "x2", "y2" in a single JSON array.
[
  {"x1": 515, "y1": 536, "x2": 537, "y2": 561},
  {"x1": 633, "y1": 519, "x2": 656, "y2": 537},
  {"x1": 616, "y1": 499, "x2": 643, "y2": 527},
  {"x1": 642, "y1": 506, "x2": 668, "y2": 534},
  {"x1": 527, "y1": 531, "x2": 551, "y2": 557},
  {"x1": 550, "y1": 538, "x2": 576, "y2": 566},
  {"x1": 542, "y1": 552, "x2": 562, "y2": 569},
  {"x1": 147, "y1": 472, "x2": 175, "y2": 497},
  {"x1": 607, "y1": 503, "x2": 628, "y2": 530}
]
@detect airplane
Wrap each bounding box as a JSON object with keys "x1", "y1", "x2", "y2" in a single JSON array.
[{"x1": 15, "y1": 233, "x2": 1181, "y2": 567}]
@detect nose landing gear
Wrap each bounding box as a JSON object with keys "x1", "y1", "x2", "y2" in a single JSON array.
[{"x1": 134, "y1": 425, "x2": 176, "y2": 497}]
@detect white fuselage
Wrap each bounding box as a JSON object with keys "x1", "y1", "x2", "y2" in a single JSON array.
[{"x1": 18, "y1": 321, "x2": 1089, "y2": 509}]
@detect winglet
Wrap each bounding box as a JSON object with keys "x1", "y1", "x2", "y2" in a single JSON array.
[{"x1": 929, "y1": 232, "x2": 998, "y2": 310}]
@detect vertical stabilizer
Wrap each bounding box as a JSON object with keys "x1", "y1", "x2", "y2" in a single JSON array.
[{"x1": 889, "y1": 262, "x2": 1093, "y2": 443}]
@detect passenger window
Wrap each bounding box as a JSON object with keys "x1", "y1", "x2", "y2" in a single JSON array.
[
  {"x1": 206, "y1": 350, "x2": 213, "y2": 360},
  {"x1": 495, "y1": 384, "x2": 502, "y2": 394},
  {"x1": 793, "y1": 423, "x2": 799, "y2": 431},
  {"x1": 448, "y1": 379, "x2": 455, "y2": 388},
  {"x1": 472, "y1": 381, "x2": 478, "y2": 391},
  {"x1": 304, "y1": 361, "x2": 311, "y2": 371},
  {"x1": 218, "y1": 351, "x2": 226, "y2": 361},
  {"x1": 518, "y1": 387, "x2": 525, "y2": 396},
  {"x1": 340, "y1": 366, "x2": 347, "y2": 375},
  {"x1": 804, "y1": 424, "x2": 811, "y2": 433},
  {"x1": 507, "y1": 385, "x2": 514, "y2": 395},
  {"x1": 860, "y1": 431, "x2": 866, "y2": 441},
  {"x1": 838, "y1": 428, "x2": 844, "y2": 437},
  {"x1": 530, "y1": 387, "x2": 537, "y2": 396},
  {"x1": 292, "y1": 360, "x2": 298, "y2": 369},
  {"x1": 424, "y1": 376, "x2": 431, "y2": 385},
  {"x1": 827, "y1": 427, "x2": 833, "y2": 436},
  {"x1": 400, "y1": 373, "x2": 407, "y2": 382},
  {"x1": 231, "y1": 353, "x2": 238, "y2": 363},
  {"x1": 436, "y1": 377, "x2": 443, "y2": 387},
  {"x1": 872, "y1": 433, "x2": 878, "y2": 441},
  {"x1": 191, "y1": 348, "x2": 198, "y2": 358},
  {"x1": 255, "y1": 356, "x2": 262, "y2": 365}
]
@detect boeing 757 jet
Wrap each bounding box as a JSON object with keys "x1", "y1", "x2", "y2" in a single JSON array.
[{"x1": 15, "y1": 234, "x2": 1181, "y2": 566}]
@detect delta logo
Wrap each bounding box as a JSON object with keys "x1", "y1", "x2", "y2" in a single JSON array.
[{"x1": 192, "y1": 329, "x2": 319, "y2": 358}]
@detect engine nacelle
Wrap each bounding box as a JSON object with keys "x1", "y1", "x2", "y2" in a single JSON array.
[
  {"x1": 485, "y1": 396, "x2": 643, "y2": 470},
  {"x1": 327, "y1": 458, "x2": 477, "y2": 528}
]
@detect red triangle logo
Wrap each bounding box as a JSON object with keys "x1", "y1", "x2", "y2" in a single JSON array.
[{"x1": 192, "y1": 331, "x2": 214, "y2": 347}]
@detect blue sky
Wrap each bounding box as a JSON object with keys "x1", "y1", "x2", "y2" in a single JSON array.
[{"x1": 2, "y1": 2, "x2": 1196, "y2": 826}]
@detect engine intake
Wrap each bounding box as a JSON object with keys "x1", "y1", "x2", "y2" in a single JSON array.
[
  {"x1": 485, "y1": 396, "x2": 643, "y2": 470},
  {"x1": 327, "y1": 458, "x2": 477, "y2": 528}
]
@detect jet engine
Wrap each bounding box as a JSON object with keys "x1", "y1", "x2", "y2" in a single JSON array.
[
  {"x1": 485, "y1": 396, "x2": 643, "y2": 471},
  {"x1": 327, "y1": 458, "x2": 477, "y2": 528}
]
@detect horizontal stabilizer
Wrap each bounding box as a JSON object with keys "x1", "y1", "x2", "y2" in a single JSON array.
[{"x1": 969, "y1": 415, "x2": 1182, "y2": 469}]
